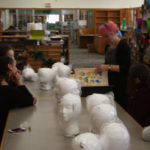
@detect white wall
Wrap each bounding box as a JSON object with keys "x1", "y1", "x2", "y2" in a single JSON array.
[{"x1": 0, "y1": 0, "x2": 144, "y2": 9}]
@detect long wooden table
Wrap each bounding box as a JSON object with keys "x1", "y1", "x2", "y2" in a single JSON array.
[{"x1": 1, "y1": 97, "x2": 150, "y2": 150}]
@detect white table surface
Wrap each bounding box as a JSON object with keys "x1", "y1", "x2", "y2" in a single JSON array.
[{"x1": 1, "y1": 99, "x2": 150, "y2": 150}]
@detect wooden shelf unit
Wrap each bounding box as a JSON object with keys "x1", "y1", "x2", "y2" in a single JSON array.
[
  {"x1": 25, "y1": 35, "x2": 70, "y2": 71},
  {"x1": 25, "y1": 45, "x2": 62, "y2": 71},
  {"x1": 94, "y1": 9, "x2": 121, "y2": 34}
]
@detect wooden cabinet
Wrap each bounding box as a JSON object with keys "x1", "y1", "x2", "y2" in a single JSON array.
[
  {"x1": 94, "y1": 9, "x2": 121, "y2": 34},
  {"x1": 94, "y1": 36, "x2": 107, "y2": 54},
  {"x1": 77, "y1": 28, "x2": 94, "y2": 48}
]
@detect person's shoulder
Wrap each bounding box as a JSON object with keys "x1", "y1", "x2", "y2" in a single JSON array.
[
  {"x1": 135, "y1": 85, "x2": 150, "y2": 97},
  {"x1": 117, "y1": 39, "x2": 130, "y2": 51},
  {"x1": 0, "y1": 85, "x2": 11, "y2": 90},
  {"x1": 0, "y1": 85, "x2": 22, "y2": 92},
  {"x1": 118, "y1": 39, "x2": 128, "y2": 46}
]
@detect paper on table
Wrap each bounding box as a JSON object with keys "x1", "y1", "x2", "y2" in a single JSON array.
[{"x1": 73, "y1": 68, "x2": 108, "y2": 87}]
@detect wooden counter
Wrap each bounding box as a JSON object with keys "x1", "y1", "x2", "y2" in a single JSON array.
[
  {"x1": 0, "y1": 30, "x2": 27, "y2": 34},
  {"x1": 76, "y1": 28, "x2": 94, "y2": 48},
  {"x1": 25, "y1": 45, "x2": 62, "y2": 71},
  {"x1": 0, "y1": 35, "x2": 28, "y2": 39},
  {"x1": 25, "y1": 34, "x2": 70, "y2": 71},
  {"x1": 78, "y1": 34, "x2": 95, "y2": 48}
]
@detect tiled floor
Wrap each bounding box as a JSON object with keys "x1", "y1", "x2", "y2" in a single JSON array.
[{"x1": 70, "y1": 44, "x2": 105, "y2": 68}]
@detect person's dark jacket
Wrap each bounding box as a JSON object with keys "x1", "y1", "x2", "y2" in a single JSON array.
[
  {"x1": 0, "y1": 85, "x2": 34, "y2": 144},
  {"x1": 128, "y1": 83, "x2": 150, "y2": 127},
  {"x1": 105, "y1": 39, "x2": 131, "y2": 109}
]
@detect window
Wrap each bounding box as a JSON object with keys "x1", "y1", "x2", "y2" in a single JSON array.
[{"x1": 46, "y1": 14, "x2": 59, "y2": 24}]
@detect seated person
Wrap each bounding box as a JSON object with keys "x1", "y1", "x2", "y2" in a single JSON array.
[
  {"x1": 0, "y1": 44, "x2": 15, "y2": 60},
  {"x1": 0, "y1": 56, "x2": 36, "y2": 144},
  {"x1": 0, "y1": 44, "x2": 25, "y2": 71},
  {"x1": 127, "y1": 63, "x2": 150, "y2": 127},
  {"x1": 0, "y1": 44, "x2": 22, "y2": 85}
]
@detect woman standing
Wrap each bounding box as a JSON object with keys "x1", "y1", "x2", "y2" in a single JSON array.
[{"x1": 96, "y1": 21, "x2": 131, "y2": 110}]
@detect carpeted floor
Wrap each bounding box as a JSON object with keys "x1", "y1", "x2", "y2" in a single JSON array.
[{"x1": 70, "y1": 44, "x2": 105, "y2": 68}]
